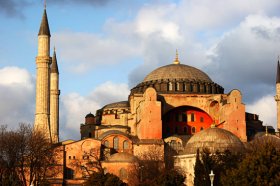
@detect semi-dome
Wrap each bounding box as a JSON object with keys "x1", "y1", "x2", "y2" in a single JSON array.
[
  {"x1": 183, "y1": 127, "x2": 244, "y2": 154},
  {"x1": 102, "y1": 101, "x2": 129, "y2": 109},
  {"x1": 143, "y1": 64, "x2": 213, "y2": 83},
  {"x1": 107, "y1": 152, "x2": 138, "y2": 163}
]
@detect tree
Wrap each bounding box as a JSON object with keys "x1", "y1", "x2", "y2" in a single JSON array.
[
  {"x1": 221, "y1": 139, "x2": 280, "y2": 186},
  {"x1": 0, "y1": 124, "x2": 58, "y2": 186},
  {"x1": 83, "y1": 171, "x2": 127, "y2": 186},
  {"x1": 154, "y1": 169, "x2": 186, "y2": 186},
  {"x1": 194, "y1": 149, "x2": 206, "y2": 186},
  {"x1": 194, "y1": 148, "x2": 242, "y2": 186},
  {"x1": 137, "y1": 145, "x2": 186, "y2": 186}
]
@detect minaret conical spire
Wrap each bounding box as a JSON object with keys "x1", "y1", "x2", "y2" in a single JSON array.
[
  {"x1": 51, "y1": 47, "x2": 59, "y2": 74},
  {"x1": 276, "y1": 57, "x2": 280, "y2": 84},
  {"x1": 38, "y1": 8, "x2": 51, "y2": 36}
]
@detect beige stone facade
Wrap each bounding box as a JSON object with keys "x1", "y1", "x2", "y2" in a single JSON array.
[{"x1": 32, "y1": 7, "x2": 277, "y2": 186}]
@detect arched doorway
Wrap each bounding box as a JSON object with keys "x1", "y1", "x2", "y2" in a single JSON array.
[{"x1": 162, "y1": 106, "x2": 213, "y2": 138}]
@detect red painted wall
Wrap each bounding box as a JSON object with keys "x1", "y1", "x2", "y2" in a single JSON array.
[{"x1": 163, "y1": 106, "x2": 213, "y2": 137}]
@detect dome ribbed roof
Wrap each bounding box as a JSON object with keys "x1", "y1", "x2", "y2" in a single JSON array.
[
  {"x1": 143, "y1": 64, "x2": 212, "y2": 83},
  {"x1": 184, "y1": 127, "x2": 244, "y2": 154},
  {"x1": 85, "y1": 113, "x2": 94, "y2": 118},
  {"x1": 102, "y1": 101, "x2": 129, "y2": 109}
]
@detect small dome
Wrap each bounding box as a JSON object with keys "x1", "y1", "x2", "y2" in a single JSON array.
[
  {"x1": 85, "y1": 113, "x2": 94, "y2": 118},
  {"x1": 102, "y1": 101, "x2": 129, "y2": 109},
  {"x1": 143, "y1": 64, "x2": 213, "y2": 83},
  {"x1": 184, "y1": 127, "x2": 244, "y2": 154},
  {"x1": 250, "y1": 134, "x2": 280, "y2": 148},
  {"x1": 108, "y1": 152, "x2": 138, "y2": 163}
]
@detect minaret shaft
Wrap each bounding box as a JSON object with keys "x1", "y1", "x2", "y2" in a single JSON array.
[
  {"x1": 50, "y1": 67, "x2": 60, "y2": 143},
  {"x1": 34, "y1": 47, "x2": 51, "y2": 140},
  {"x1": 276, "y1": 84, "x2": 280, "y2": 131},
  {"x1": 275, "y1": 61, "x2": 280, "y2": 131},
  {"x1": 34, "y1": 9, "x2": 52, "y2": 142}
]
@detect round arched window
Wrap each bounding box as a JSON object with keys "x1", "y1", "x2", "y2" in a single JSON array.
[
  {"x1": 104, "y1": 140, "x2": 109, "y2": 147},
  {"x1": 192, "y1": 127, "x2": 196, "y2": 134},
  {"x1": 113, "y1": 137, "x2": 119, "y2": 150},
  {"x1": 123, "y1": 140, "x2": 129, "y2": 150}
]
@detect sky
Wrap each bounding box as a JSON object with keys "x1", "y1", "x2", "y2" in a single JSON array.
[{"x1": 0, "y1": 0, "x2": 280, "y2": 140}]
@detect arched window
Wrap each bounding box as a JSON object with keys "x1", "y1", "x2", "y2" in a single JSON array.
[
  {"x1": 113, "y1": 137, "x2": 119, "y2": 150},
  {"x1": 168, "y1": 82, "x2": 172, "y2": 91},
  {"x1": 190, "y1": 84, "x2": 193, "y2": 92},
  {"x1": 200, "y1": 117, "x2": 204, "y2": 122},
  {"x1": 183, "y1": 83, "x2": 186, "y2": 91},
  {"x1": 200, "y1": 127, "x2": 204, "y2": 131},
  {"x1": 123, "y1": 140, "x2": 129, "y2": 150},
  {"x1": 182, "y1": 113, "x2": 187, "y2": 122},
  {"x1": 104, "y1": 140, "x2": 109, "y2": 148},
  {"x1": 88, "y1": 132, "x2": 92, "y2": 138},
  {"x1": 192, "y1": 127, "x2": 196, "y2": 134},
  {"x1": 175, "y1": 82, "x2": 180, "y2": 91},
  {"x1": 119, "y1": 168, "x2": 128, "y2": 179},
  {"x1": 184, "y1": 127, "x2": 187, "y2": 134},
  {"x1": 191, "y1": 113, "x2": 195, "y2": 122}
]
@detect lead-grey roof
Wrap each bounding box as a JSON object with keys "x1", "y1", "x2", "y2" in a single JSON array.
[
  {"x1": 143, "y1": 64, "x2": 213, "y2": 83},
  {"x1": 276, "y1": 61, "x2": 280, "y2": 83},
  {"x1": 183, "y1": 127, "x2": 244, "y2": 154},
  {"x1": 51, "y1": 50, "x2": 59, "y2": 73},
  {"x1": 102, "y1": 101, "x2": 129, "y2": 109},
  {"x1": 38, "y1": 9, "x2": 51, "y2": 36}
]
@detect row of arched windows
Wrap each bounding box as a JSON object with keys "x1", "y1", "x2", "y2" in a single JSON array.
[
  {"x1": 168, "y1": 82, "x2": 209, "y2": 92},
  {"x1": 167, "y1": 126, "x2": 204, "y2": 134},
  {"x1": 103, "y1": 137, "x2": 129, "y2": 150}
]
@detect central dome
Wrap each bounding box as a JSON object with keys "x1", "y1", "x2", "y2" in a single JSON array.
[
  {"x1": 143, "y1": 64, "x2": 213, "y2": 83},
  {"x1": 130, "y1": 54, "x2": 224, "y2": 94}
]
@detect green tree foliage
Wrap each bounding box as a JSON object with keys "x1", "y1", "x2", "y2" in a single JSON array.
[
  {"x1": 155, "y1": 169, "x2": 186, "y2": 186},
  {"x1": 221, "y1": 139, "x2": 280, "y2": 186},
  {"x1": 194, "y1": 149, "x2": 206, "y2": 186},
  {"x1": 139, "y1": 169, "x2": 186, "y2": 186},
  {"x1": 83, "y1": 171, "x2": 127, "y2": 186},
  {"x1": 194, "y1": 148, "x2": 242, "y2": 186}
]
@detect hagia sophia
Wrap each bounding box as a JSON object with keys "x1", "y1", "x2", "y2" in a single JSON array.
[{"x1": 33, "y1": 6, "x2": 279, "y2": 186}]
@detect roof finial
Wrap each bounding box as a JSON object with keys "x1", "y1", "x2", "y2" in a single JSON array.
[
  {"x1": 265, "y1": 125, "x2": 268, "y2": 136},
  {"x1": 54, "y1": 46, "x2": 56, "y2": 52},
  {"x1": 173, "y1": 49, "x2": 180, "y2": 64},
  {"x1": 44, "y1": 0, "x2": 47, "y2": 9}
]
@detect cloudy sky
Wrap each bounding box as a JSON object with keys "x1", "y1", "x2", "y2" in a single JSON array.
[{"x1": 0, "y1": 0, "x2": 280, "y2": 140}]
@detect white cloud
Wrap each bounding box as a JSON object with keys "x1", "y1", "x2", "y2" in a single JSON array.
[
  {"x1": 0, "y1": 66, "x2": 33, "y2": 89},
  {"x1": 135, "y1": 3, "x2": 181, "y2": 42},
  {"x1": 0, "y1": 67, "x2": 34, "y2": 128},
  {"x1": 246, "y1": 94, "x2": 276, "y2": 129},
  {"x1": 206, "y1": 14, "x2": 280, "y2": 102},
  {"x1": 60, "y1": 81, "x2": 129, "y2": 140},
  {"x1": 53, "y1": 32, "x2": 141, "y2": 73},
  {"x1": 180, "y1": 0, "x2": 280, "y2": 31}
]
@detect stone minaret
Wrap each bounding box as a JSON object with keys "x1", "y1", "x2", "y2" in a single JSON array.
[
  {"x1": 275, "y1": 59, "x2": 280, "y2": 131},
  {"x1": 34, "y1": 8, "x2": 51, "y2": 141},
  {"x1": 50, "y1": 48, "x2": 60, "y2": 143}
]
